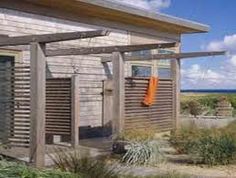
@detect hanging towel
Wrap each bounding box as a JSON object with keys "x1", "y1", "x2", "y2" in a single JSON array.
[{"x1": 143, "y1": 76, "x2": 159, "y2": 106}]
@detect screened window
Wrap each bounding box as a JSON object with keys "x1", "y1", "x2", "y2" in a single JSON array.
[
  {"x1": 158, "y1": 68, "x2": 171, "y2": 79},
  {"x1": 132, "y1": 65, "x2": 151, "y2": 77}
]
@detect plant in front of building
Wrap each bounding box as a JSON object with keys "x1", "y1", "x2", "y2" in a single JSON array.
[
  {"x1": 122, "y1": 140, "x2": 165, "y2": 166},
  {"x1": 170, "y1": 124, "x2": 236, "y2": 165},
  {"x1": 50, "y1": 148, "x2": 119, "y2": 178}
]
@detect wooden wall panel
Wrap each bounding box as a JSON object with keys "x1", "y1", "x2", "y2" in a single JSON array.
[
  {"x1": 125, "y1": 77, "x2": 174, "y2": 132},
  {"x1": 0, "y1": 63, "x2": 73, "y2": 148},
  {"x1": 0, "y1": 64, "x2": 31, "y2": 148},
  {"x1": 46, "y1": 78, "x2": 72, "y2": 136}
]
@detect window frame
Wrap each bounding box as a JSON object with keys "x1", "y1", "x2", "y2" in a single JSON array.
[
  {"x1": 131, "y1": 64, "x2": 153, "y2": 77},
  {"x1": 128, "y1": 49, "x2": 174, "y2": 78}
]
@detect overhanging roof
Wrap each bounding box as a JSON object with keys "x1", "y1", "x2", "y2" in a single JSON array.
[
  {"x1": 0, "y1": 0, "x2": 210, "y2": 35},
  {"x1": 81, "y1": 0, "x2": 210, "y2": 34}
]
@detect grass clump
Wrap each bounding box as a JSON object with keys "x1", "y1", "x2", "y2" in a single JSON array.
[
  {"x1": 170, "y1": 123, "x2": 236, "y2": 165},
  {"x1": 50, "y1": 148, "x2": 119, "y2": 178},
  {"x1": 0, "y1": 160, "x2": 77, "y2": 178},
  {"x1": 122, "y1": 140, "x2": 165, "y2": 166}
]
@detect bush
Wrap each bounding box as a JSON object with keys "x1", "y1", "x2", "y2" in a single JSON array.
[
  {"x1": 122, "y1": 141, "x2": 165, "y2": 166},
  {"x1": 190, "y1": 133, "x2": 236, "y2": 165},
  {"x1": 169, "y1": 125, "x2": 203, "y2": 154},
  {"x1": 188, "y1": 100, "x2": 202, "y2": 117},
  {"x1": 50, "y1": 148, "x2": 119, "y2": 178},
  {"x1": 170, "y1": 126, "x2": 236, "y2": 165},
  {"x1": 117, "y1": 128, "x2": 156, "y2": 142},
  {"x1": 0, "y1": 160, "x2": 77, "y2": 178}
]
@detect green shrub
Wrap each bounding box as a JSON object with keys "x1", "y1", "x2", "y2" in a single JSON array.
[
  {"x1": 169, "y1": 126, "x2": 203, "y2": 154},
  {"x1": 170, "y1": 126, "x2": 236, "y2": 165},
  {"x1": 50, "y1": 148, "x2": 119, "y2": 178},
  {"x1": 188, "y1": 100, "x2": 202, "y2": 117},
  {"x1": 122, "y1": 141, "x2": 165, "y2": 166},
  {"x1": 198, "y1": 95, "x2": 218, "y2": 110},
  {"x1": 0, "y1": 160, "x2": 77, "y2": 178},
  {"x1": 190, "y1": 133, "x2": 236, "y2": 165}
]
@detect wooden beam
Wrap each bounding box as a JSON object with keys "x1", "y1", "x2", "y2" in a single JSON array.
[
  {"x1": 112, "y1": 52, "x2": 125, "y2": 135},
  {"x1": 102, "y1": 51, "x2": 226, "y2": 62},
  {"x1": 71, "y1": 75, "x2": 80, "y2": 148},
  {"x1": 125, "y1": 51, "x2": 226, "y2": 61},
  {"x1": 29, "y1": 42, "x2": 46, "y2": 168},
  {"x1": 0, "y1": 30, "x2": 109, "y2": 47},
  {"x1": 46, "y1": 42, "x2": 176, "y2": 56},
  {"x1": 171, "y1": 58, "x2": 181, "y2": 130},
  {"x1": 103, "y1": 79, "x2": 113, "y2": 132}
]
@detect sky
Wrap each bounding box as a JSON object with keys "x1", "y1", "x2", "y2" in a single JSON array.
[{"x1": 109, "y1": 0, "x2": 235, "y2": 89}]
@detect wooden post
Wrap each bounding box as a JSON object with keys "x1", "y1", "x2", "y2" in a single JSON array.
[
  {"x1": 112, "y1": 52, "x2": 125, "y2": 136},
  {"x1": 102, "y1": 80, "x2": 113, "y2": 136},
  {"x1": 71, "y1": 75, "x2": 79, "y2": 147},
  {"x1": 29, "y1": 42, "x2": 46, "y2": 168},
  {"x1": 171, "y1": 58, "x2": 181, "y2": 130}
]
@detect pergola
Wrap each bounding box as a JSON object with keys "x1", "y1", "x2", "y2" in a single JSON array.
[{"x1": 0, "y1": 30, "x2": 225, "y2": 167}]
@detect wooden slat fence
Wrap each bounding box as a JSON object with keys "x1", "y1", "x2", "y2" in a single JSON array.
[
  {"x1": 125, "y1": 77, "x2": 174, "y2": 132},
  {"x1": 0, "y1": 64, "x2": 31, "y2": 147},
  {"x1": 46, "y1": 78, "x2": 72, "y2": 136},
  {"x1": 0, "y1": 64, "x2": 72, "y2": 148}
]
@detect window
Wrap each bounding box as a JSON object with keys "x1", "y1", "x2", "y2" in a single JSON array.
[
  {"x1": 158, "y1": 67, "x2": 171, "y2": 79},
  {"x1": 130, "y1": 50, "x2": 151, "y2": 57},
  {"x1": 132, "y1": 65, "x2": 151, "y2": 77}
]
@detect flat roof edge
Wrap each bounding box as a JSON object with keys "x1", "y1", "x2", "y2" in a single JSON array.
[{"x1": 79, "y1": 0, "x2": 210, "y2": 33}]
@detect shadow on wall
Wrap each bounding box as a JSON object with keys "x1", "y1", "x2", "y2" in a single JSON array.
[{"x1": 79, "y1": 121, "x2": 112, "y2": 139}]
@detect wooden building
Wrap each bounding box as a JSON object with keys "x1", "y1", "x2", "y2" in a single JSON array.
[{"x1": 0, "y1": 0, "x2": 224, "y2": 167}]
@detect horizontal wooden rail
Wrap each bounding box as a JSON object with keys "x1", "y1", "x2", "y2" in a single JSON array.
[
  {"x1": 0, "y1": 30, "x2": 109, "y2": 46},
  {"x1": 46, "y1": 42, "x2": 176, "y2": 57},
  {"x1": 102, "y1": 51, "x2": 226, "y2": 62}
]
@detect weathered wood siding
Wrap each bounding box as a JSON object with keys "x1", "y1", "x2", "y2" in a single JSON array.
[
  {"x1": 0, "y1": 8, "x2": 128, "y2": 128},
  {"x1": 0, "y1": 8, "x2": 179, "y2": 130}
]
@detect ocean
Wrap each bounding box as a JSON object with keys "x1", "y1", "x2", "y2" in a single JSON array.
[{"x1": 181, "y1": 89, "x2": 236, "y2": 93}]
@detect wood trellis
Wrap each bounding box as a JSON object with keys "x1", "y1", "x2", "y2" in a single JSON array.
[{"x1": 0, "y1": 30, "x2": 225, "y2": 167}]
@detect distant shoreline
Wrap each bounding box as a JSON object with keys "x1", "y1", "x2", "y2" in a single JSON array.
[{"x1": 181, "y1": 89, "x2": 236, "y2": 94}]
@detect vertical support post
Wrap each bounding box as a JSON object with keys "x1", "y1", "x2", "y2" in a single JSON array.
[
  {"x1": 29, "y1": 42, "x2": 46, "y2": 168},
  {"x1": 112, "y1": 52, "x2": 125, "y2": 136},
  {"x1": 171, "y1": 58, "x2": 181, "y2": 130},
  {"x1": 102, "y1": 79, "x2": 113, "y2": 136},
  {"x1": 71, "y1": 75, "x2": 79, "y2": 147}
]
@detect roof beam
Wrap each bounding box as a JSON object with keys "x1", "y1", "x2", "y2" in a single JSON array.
[
  {"x1": 125, "y1": 51, "x2": 226, "y2": 61},
  {"x1": 101, "y1": 51, "x2": 225, "y2": 62},
  {"x1": 0, "y1": 30, "x2": 109, "y2": 47},
  {"x1": 46, "y1": 42, "x2": 176, "y2": 57}
]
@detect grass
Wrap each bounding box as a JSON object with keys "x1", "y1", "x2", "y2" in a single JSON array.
[
  {"x1": 0, "y1": 160, "x2": 78, "y2": 178},
  {"x1": 50, "y1": 148, "x2": 119, "y2": 178},
  {"x1": 0, "y1": 159, "x2": 190, "y2": 178},
  {"x1": 170, "y1": 122, "x2": 236, "y2": 165},
  {"x1": 181, "y1": 93, "x2": 236, "y2": 116}
]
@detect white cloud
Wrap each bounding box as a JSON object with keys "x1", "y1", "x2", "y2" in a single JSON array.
[
  {"x1": 230, "y1": 55, "x2": 236, "y2": 66},
  {"x1": 181, "y1": 64, "x2": 226, "y2": 89},
  {"x1": 206, "y1": 34, "x2": 236, "y2": 67},
  {"x1": 108, "y1": 0, "x2": 171, "y2": 11},
  {"x1": 207, "y1": 34, "x2": 236, "y2": 54}
]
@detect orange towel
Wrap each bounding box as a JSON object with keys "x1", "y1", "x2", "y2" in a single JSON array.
[{"x1": 143, "y1": 76, "x2": 159, "y2": 106}]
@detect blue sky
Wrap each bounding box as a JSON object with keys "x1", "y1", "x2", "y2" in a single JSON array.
[
  {"x1": 163, "y1": 0, "x2": 236, "y2": 89},
  {"x1": 110, "y1": 0, "x2": 236, "y2": 89}
]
